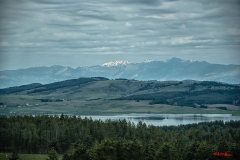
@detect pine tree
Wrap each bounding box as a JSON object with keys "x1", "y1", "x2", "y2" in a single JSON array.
[
  {"x1": 194, "y1": 141, "x2": 213, "y2": 160},
  {"x1": 230, "y1": 142, "x2": 240, "y2": 160},
  {"x1": 47, "y1": 147, "x2": 58, "y2": 160},
  {"x1": 143, "y1": 141, "x2": 155, "y2": 160},
  {"x1": 89, "y1": 139, "x2": 117, "y2": 160},
  {"x1": 155, "y1": 142, "x2": 177, "y2": 160},
  {"x1": 72, "y1": 143, "x2": 89, "y2": 160},
  {"x1": 218, "y1": 137, "x2": 229, "y2": 152}
]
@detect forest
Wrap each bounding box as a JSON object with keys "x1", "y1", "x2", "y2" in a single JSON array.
[
  {"x1": 1, "y1": 115, "x2": 240, "y2": 160},
  {"x1": 116, "y1": 89, "x2": 240, "y2": 107}
]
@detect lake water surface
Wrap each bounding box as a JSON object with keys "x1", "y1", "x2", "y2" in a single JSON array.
[{"x1": 80, "y1": 114, "x2": 240, "y2": 126}]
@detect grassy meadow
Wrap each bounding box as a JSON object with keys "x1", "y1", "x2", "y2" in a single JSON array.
[
  {"x1": 0, "y1": 153, "x2": 63, "y2": 160},
  {"x1": 0, "y1": 78, "x2": 240, "y2": 116}
]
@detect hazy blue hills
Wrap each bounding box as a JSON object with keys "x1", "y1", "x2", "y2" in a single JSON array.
[{"x1": 1, "y1": 58, "x2": 240, "y2": 88}]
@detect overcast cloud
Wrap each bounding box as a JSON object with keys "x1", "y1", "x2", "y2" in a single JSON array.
[{"x1": 0, "y1": 0, "x2": 240, "y2": 70}]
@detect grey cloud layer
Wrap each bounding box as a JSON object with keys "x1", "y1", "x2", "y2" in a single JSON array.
[{"x1": 0, "y1": 0, "x2": 240, "y2": 70}]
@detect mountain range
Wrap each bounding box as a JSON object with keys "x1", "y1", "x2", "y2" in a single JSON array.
[{"x1": 0, "y1": 58, "x2": 240, "y2": 88}]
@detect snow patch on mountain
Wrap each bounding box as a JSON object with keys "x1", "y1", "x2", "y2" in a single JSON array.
[
  {"x1": 101, "y1": 60, "x2": 131, "y2": 67},
  {"x1": 55, "y1": 67, "x2": 72, "y2": 76},
  {"x1": 142, "y1": 59, "x2": 154, "y2": 63},
  {"x1": 131, "y1": 74, "x2": 138, "y2": 78}
]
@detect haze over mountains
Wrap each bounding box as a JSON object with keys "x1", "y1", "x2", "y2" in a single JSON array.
[{"x1": 0, "y1": 58, "x2": 240, "y2": 88}]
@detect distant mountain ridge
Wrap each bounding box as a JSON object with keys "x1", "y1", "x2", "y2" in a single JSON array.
[{"x1": 0, "y1": 58, "x2": 240, "y2": 88}]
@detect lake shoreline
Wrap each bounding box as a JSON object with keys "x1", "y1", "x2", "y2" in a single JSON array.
[{"x1": 11, "y1": 113, "x2": 239, "y2": 126}]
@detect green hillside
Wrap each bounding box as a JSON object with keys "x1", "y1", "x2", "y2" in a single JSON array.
[{"x1": 0, "y1": 77, "x2": 240, "y2": 115}]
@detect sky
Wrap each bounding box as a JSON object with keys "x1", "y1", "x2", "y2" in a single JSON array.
[{"x1": 0, "y1": 0, "x2": 240, "y2": 70}]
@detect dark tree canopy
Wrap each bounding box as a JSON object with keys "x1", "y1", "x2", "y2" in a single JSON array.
[{"x1": 0, "y1": 115, "x2": 240, "y2": 160}]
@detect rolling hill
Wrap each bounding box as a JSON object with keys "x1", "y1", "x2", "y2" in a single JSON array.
[{"x1": 0, "y1": 77, "x2": 239, "y2": 115}]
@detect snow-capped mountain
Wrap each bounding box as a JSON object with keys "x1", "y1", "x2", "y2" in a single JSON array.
[
  {"x1": 0, "y1": 58, "x2": 239, "y2": 88},
  {"x1": 101, "y1": 60, "x2": 131, "y2": 67}
]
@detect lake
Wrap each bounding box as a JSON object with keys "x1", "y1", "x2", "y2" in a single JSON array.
[{"x1": 80, "y1": 114, "x2": 240, "y2": 126}]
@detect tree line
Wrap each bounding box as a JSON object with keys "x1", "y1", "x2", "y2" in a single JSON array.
[
  {"x1": 0, "y1": 77, "x2": 109, "y2": 95},
  {"x1": 117, "y1": 89, "x2": 240, "y2": 107},
  {"x1": 0, "y1": 115, "x2": 240, "y2": 160}
]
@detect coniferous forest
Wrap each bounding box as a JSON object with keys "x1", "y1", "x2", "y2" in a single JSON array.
[{"x1": 1, "y1": 115, "x2": 240, "y2": 160}]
